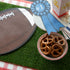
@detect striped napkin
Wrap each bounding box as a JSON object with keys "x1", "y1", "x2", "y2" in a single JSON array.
[
  {"x1": 0, "y1": 61, "x2": 37, "y2": 70},
  {"x1": 0, "y1": 0, "x2": 33, "y2": 8}
]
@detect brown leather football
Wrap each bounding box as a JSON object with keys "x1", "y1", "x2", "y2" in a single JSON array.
[{"x1": 0, "y1": 8, "x2": 36, "y2": 55}]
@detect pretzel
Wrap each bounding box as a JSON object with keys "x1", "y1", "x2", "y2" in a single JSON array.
[
  {"x1": 51, "y1": 44, "x2": 63, "y2": 58},
  {"x1": 54, "y1": 36, "x2": 58, "y2": 43},
  {"x1": 54, "y1": 36, "x2": 66, "y2": 46},
  {"x1": 41, "y1": 35, "x2": 54, "y2": 45},
  {"x1": 58, "y1": 36, "x2": 65, "y2": 46},
  {"x1": 40, "y1": 42, "x2": 46, "y2": 49},
  {"x1": 40, "y1": 33, "x2": 48, "y2": 43},
  {"x1": 41, "y1": 46, "x2": 51, "y2": 55}
]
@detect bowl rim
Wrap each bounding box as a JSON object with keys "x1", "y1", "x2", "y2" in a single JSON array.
[{"x1": 37, "y1": 32, "x2": 68, "y2": 61}]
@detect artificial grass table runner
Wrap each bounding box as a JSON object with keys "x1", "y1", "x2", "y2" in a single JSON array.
[{"x1": 0, "y1": 2, "x2": 70, "y2": 70}]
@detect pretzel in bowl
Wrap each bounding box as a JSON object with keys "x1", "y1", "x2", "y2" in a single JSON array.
[
  {"x1": 38, "y1": 32, "x2": 67, "y2": 58},
  {"x1": 54, "y1": 36, "x2": 66, "y2": 46},
  {"x1": 41, "y1": 46, "x2": 51, "y2": 55},
  {"x1": 51, "y1": 44, "x2": 63, "y2": 58},
  {"x1": 40, "y1": 34, "x2": 55, "y2": 45}
]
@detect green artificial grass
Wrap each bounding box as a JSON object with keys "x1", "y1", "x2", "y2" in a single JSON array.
[{"x1": 0, "y1": 2, "x2": 70, "y2": 70}]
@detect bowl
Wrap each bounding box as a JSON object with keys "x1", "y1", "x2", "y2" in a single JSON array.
[{"x1": 37, "y1": 32, "x2": 68, "y2": 61}]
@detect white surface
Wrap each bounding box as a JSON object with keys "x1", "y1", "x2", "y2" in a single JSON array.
[
  {"x1": 11, "y1": 1, "x2": 18, "y2": 4},
  {"x1": 27, "y1": 69, "x2": 32, "y2": 70},
  {"x1": 17, "y1": 66, "x2": 23, "y2": 70},
  {"x1": 0, "y1": 62, "x2": 5, "y2": 67},
  {"x1": 7, "y1": 64, "x2": 14, "y2": 69},
  {"x1": 33, "y1": 15, "x2": 46, "y2": 31},
  {"x1": 3, "y1": 0, "x2": 9, "y2": 3}
]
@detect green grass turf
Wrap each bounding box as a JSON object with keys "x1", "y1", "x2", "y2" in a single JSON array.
[{"x1": 0, "y1": 2, "x2": 70, "y2": 70}]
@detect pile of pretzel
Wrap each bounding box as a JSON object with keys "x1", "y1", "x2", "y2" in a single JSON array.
[{"x1": 40, "y1": 33, "x2": 66, "y2": 58}]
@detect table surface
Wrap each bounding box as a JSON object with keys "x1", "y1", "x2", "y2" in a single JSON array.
[{"x1": 0, "y1": 1, "x2": 70, "y2": 70}]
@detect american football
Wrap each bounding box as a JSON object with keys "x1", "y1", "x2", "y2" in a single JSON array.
[{"x1": 0, "y1": 8, "x2": 36, "y2": 55}]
